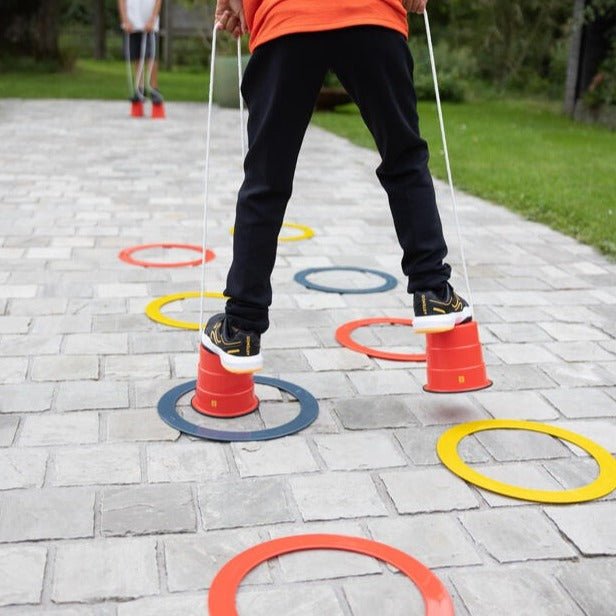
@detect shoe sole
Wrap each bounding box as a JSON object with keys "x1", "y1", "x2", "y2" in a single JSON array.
[
  {"x1": 201, "y1": 334, "x2": 263, "y2": 374},
  {"x1": 412, "y1": 308, "x2": 473, "y2": 334}
]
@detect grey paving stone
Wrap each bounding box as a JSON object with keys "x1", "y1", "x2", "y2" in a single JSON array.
[
  {"x1": 542, "y1": 457, "x2": 614, "y2": 497},
  {"x1": 55, "y1": 380, "x2": 129, "y2": 412},
  {"x1": 236, "y1": 586, "x2": 344, "y2": 616},
  {"x1": 452, "y1": 567, "x2": 583, "y2": 616},
  {"x1": 343, "y1": 572, "x2": 427, "y2": 615},
  {"x1": 368, "y1": 514, "x2": 482, "y2": 568},
  {"x1": 303, "y1": 348, "x2": 372, "y2": 371},
  {"x1": 485, "y1": 364, "x2": 558, "y2": 390},
  {"x1": 472, "y1": 462, "x2": 569, "y2": 507},
  {"x1": 231, "y1": 436, "x2": 319, "y2": 477},
  {"x1": 313, "y1": 432, "x2": 407, "y2": 470},
  {"x1": 347, "y1": 369, "x2": 421, "y2": 395},
  {"x1": 556, "y1": 558, "x2": 616, "y2": 616},
  {"x1": 545, "y1": 501, "x2": 616, "y2": 555},
  {"x1": 117, "y1": 595, "x2": 206, "y2": 616},
  {"x1": 278, "y1": 371, "x2": 354, "y2": 399},
  {"x1": 63, "y1": 333, "x2": 128, "y2": 355},
  {"x1": 31, "y1": 355, "x2": 99, "y2": 381},
  {"x1": 259, "y1": 399, "x2": 340, "y2": 434},
  {"x1": 164, "y1": 529, "x2": 270, "y2": 592},
  {"x1": 0, "y1": 334, "x2": 62, "y2": 356},
  {"x1": 199, "y1": 477, "x2": 295, "y2": 529},
  {"x1": 8, "y1": 298, "x2": 68, "y2": 316},
  {"x1": 539, "y1": 321, "x2": 609, "y2": 342},
  {"x1": 380, "y1": 468, "x2": 480, "y2": 514},
  {"x1": 0, "y1": 383, "x2": 54, "y2": 414},
  {"x1": 30, "y1": 314, "x2": 91, "y2": 334},
  {"x1": 19, "y1": 411, "x2": 99, "y2": 446},
  {"x1": 0, "y1": 348, "x2": 29, "y2": 378},
  {"x1": 264, "y1": 520, "x2": 382, "y2": 581},
  {"x1": 290, "y1": 473, "x2": 387, "y2": 521},
  {"x1": 107, "y1": 408, "x2": 179, "y2": 442},
  {"x1": 474, "y1": 428, "x2": 571, "y2": 461},
  {"x1": 556, "y1": 419, "x2": 616, "y2": 454},
  {"x1": 0, "y1": 545, "x2": 47, "y2": 607},
  {"x1": 545, "y1": 340, "x2": 614, "y2": 362},
  {"x1": 407, "y1": 393, "x2": 490, "y2": 426},
  {"x1": 489, "y1": 343, "x2": 560, "y2": 364},
  {"x1": 472, "y1": 390, "x2": 560, "y2": 420},
  {"x1": 541, "y1": 387, "x2": 616, "y2": 418},
  {"x1": 146, "y1": 441, "x2": 228, "y2": 482},
  {"x1": 460, "y1": 508, "x2": 576, "y2": 562},
  {"x1": 130, "y1": 331, "x2": 194, "y2": 354},
  {"x1": 540, "y1": 362, "x2": 616, "y2": 387},
  {"x1": 52, "y1": 538, "x2": 159, "y2": 603},
  {"x1": 334, "y1": 396, "x2": 417, "y2": 430},
  {"x1": 52, "y1": 445, "x2": 141, "y2": 486},
  {"x1": 0, "y1": 449, "x2": 48, "y2": 490},
  {"x1": 7, "y1": 608, "x2": 104, "y2": 616},
  {"x1": 487, "y1": 322, "x2": 553, "y2": 343},
  {"x1": 104, "y1": 354, "x2": 170, "y2": 380},
  {"x1": 0, "y1": 416, "x2": 18, "y2": 446},
  {"x1": 0, "y1": 487, "x2": 94, "y2": 542},
  {"x1": 101, "y1": 484, "x2": 196, "y2": 536}
]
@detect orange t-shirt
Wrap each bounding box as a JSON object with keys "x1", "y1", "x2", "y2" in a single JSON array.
[{"x1": 244, "y1": 0, "x2": 409, "y2": 52}]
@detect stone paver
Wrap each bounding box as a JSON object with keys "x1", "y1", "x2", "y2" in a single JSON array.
[{"x1": 1, "y1": 98, "x2": 615, "y2": 615}]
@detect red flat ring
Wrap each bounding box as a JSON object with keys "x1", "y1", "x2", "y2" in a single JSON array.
[
  {"x1": 208, "y1": 534, "x2": 454, "y2": 616},
  {"x1": 336, "y1": 317, "x2": 426, "y2": 362},
  {"x1": 118, "y1": 243, "x2": 215, "y2": 268}
]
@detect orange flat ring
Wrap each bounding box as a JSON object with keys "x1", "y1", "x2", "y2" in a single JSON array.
[
  {"x1": 335, "y1": 317, "x2": 426, "y2": 362},
  {"x1": 118, "y1": 243, "x2": 215, "y2": 268},
  {"x1": 208, "y1": 534, "x2": 453, "y2": 616}
]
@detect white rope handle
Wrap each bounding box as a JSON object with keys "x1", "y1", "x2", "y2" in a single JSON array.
[
  {"x1": 198, "y1": 23, "x2": 219, "y2": 332},
  {"x1": 198, "y1": 26, "x2": 247, "y2": 333},
  {"x1": 134, "y1": 32, "x2": 148, "y2": 98},
  {"x1": 423, "y1": 10, "x2": 474, "y2": 311},
  {"x1": 145, "y1": 31, "x2": 157, "y2": 94},
  {"x1": 237, "y1": 37, "x2": 246, "y2": 160},
  {"x1": 123, "y1": 32, "x2": 134, "y2": 97}
]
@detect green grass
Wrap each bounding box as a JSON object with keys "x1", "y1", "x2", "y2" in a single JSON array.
[
  {"x1": 0, "y1": 59, "x2": 209, "y2": 102},
  {"x1": 313, "y1": 100, "x2": 616, "y2": 259}
]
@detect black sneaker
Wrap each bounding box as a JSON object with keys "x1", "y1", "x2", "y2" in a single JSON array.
[
  {"x1": 131, "y1": 88, "x2": 145, "y2": 102},
  {"x1": 202, "y1": 313, "x2": 262, "y2": 374},
  {"x1": 148, "y1": 87, "x2": 164, "y2": 105},
  {"x1": 412, "y1": 283, "x2": 472, "y2": 334}
]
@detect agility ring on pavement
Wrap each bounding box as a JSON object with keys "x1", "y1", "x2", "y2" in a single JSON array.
[
  {"x1": 145, "y1": 291, "x2": 226, "y2": 330},
  {"x1": 294, "y1": 266, "x2": 397, "y2": 294},
  {"x1": 336, "y1": 317, "x2": 426, "y2": 362},
  {"x1": 119, "y1": 243, "x2": 215, "y2": 268},
  {"x1": 157, "y1": 376, "x2": 318, "y2": 442},
  {"x1": 438, "y1": 419, "x2": 616, "y2": 503},
  {"x1": 231, "y1": 221, "x2": 315, "y2": 242},
  {"x1": 208, "y1": 534, "x2": 454, "y2": 616}
]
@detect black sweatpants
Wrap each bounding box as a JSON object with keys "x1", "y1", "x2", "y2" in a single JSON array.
[{"x1": 225, "y1": 26, "x2": 451, "y2": 334}]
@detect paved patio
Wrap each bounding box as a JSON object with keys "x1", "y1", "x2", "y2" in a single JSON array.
[{"x1": 1, "y1": 98, "x2": 615, "y2": 615}]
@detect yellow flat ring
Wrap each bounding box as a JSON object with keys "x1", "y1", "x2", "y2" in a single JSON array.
[
  {"x1": 437, "y1": 419, "x2": 616, "y2": 504},
  {"x1": 278, "y1": 222, "x2": 314, "y2": 242},
  {"x1": 230, "y1": 222, "x2": 315, "y2": 242},
  {"x1": 145, "y1": 291, "x2": 226, "y2": 330}
]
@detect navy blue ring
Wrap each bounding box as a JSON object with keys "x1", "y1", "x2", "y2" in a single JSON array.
[
  {"x1": 157, "y1": 376, "x2": 319, "y2": 442},
  {"x1": 294, "y1": 266, "x2": 397, "y2": 294}
]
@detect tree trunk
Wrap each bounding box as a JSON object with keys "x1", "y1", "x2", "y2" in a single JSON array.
[
  {"x1": 34, "y1": 0, "x2": 61, "y2": 59},
  {"x1": 94, "y1": 0, "x2": 106, "y2": 60},
  {"x1": 564, "y1": 0, "x2": 585, "y2": 116}
]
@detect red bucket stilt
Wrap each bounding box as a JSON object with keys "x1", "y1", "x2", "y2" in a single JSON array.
[
  {"x1": 191, "y1": 345, "x2": 259, "y2": 417},
  {"x1": 130, "y1": 100, "x2": 144, "y2": 117},
  {"x1": 424, "y1": 321, "x2": 492, "y2": 393},
  {"x1": 151, "y1": 102, "x2": 165, "y2": 119}
]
